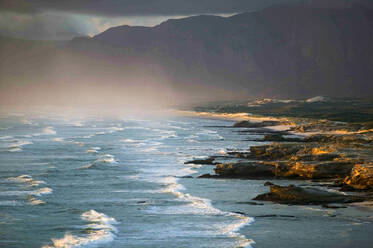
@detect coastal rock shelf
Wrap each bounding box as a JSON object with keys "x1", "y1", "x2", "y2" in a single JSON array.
[
  {"x1": 197, "y1": 117, "x2": 373, "y2": 206},
  {"x1": 253, "y1": 183, "x2": 366, "y2": 205}
]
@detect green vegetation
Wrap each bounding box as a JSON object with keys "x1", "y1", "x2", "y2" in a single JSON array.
[{"x1": 193, "y1": 98, "x2": 373, "y2": 123}]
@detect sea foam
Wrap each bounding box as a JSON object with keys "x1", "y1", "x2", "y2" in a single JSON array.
[
  {"x1": 42, "y1": 210, "x2": 118, "y2": 248},
  {"x1": 146, "y1": 173, "x2": 254, "y2": 247}
]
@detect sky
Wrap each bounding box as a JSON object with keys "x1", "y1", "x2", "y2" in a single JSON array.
[{"x1": 0, "y1": 0, "x2": 301, "y2": 40}]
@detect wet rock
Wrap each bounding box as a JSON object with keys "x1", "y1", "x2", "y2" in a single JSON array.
[
  {"x1": 264, "y1": 181, "x2": 274, "y2": 186},
  {"x1": 233, "y1": 120, "x2": 280, "y2": 128},
  {"x1": 263, "y1": 134, "x2": 303, "y2": 142},
  {"x1": 290, "y1": 153, "x2": 340, "y2": 162},
  {"x1": 249, "y1": 143, "x2": 303, "y2": 160},
  {"x1": 304, "y1": 134, "x2": 371, "y2": 145},
  {"x1": 198, "y1": 173, "x2": 217, "y2": 178},
  {"x1": 214, "y1": 162, "x2": 276, "y2": 178},
  {"x1": 233, "y1": 211, "x2": 246, "y2": 215},
  {"x1": 344, "y1": 164, "x2": 373, "y2": 190},
  {"x1": 227, "y1": 151, "x2": 251, "y2": 158},
  {"x1": 237, "y1": 201, "x2": 264, "y2": 205},
  {"x1": 253, "y1": 183, "x2": 364, "y2": 205},
  {"x1": 185, "y1": 157, "x2": 216, "y2": 165},
  {"x1": 180, "y1": 176, "x2": 193, "y2": 178},
  {"x1": 322, "y1": 204, "x2": 347, "y2": 209},
  {"x1": 288, "y1": 161, "x2": 354, "y2": 179},
  {"x1": 212, "y1": 156, "x2": 354, "y2": 180}
]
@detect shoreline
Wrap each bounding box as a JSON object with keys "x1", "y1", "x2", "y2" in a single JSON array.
[{"x1": 182, "y1": 109, "x2": 373, "y2": 210}]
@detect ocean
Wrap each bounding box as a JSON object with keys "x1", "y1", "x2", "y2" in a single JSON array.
[{"x1": 1, "y1": 112, "x2": 372, "y2": 248}]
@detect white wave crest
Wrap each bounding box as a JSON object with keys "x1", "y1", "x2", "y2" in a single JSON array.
[
  {"x1": 121, "y1": 138, "x2": 136, "y2": 143},
  {"x1": 81, "y1": 154, "x2": 118, "y2": 169},
  {"x1": 0, "y1": 135, "x2": 13, "y2": 140},
  {"x1": 6, "y1": 140, "x2": 33, "y2": 152},
  {"x1": 146, "y1": 175, "x2": 254, "y2": 247},
  {"x1": 7, "y1": 174, "x2": 45, "y2": 187},
  {"x1": 42, "y1": 126, "x2": 57, "y2": 135},
  {"x1": 42, "y1": 210, "x2": 118, "y2": 248}
]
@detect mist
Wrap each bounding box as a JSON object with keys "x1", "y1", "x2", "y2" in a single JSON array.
[{"x1": 0, "y1": 35, "x2": 247, "y2": 115}]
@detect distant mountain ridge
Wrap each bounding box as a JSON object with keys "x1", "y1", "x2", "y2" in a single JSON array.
[
  {"x1": 76, "y1": 3, "x2": 373, "y2": 98},
  {"x1": 1, "y1": 3, "x2": 373, "y2": 105}
]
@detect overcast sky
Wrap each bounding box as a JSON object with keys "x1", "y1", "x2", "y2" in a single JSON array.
[{"x1": 0, "y1": 0, "x2": 303, "y2": 40}]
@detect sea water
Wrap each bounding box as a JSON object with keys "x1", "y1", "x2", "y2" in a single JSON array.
[{"x1": 0, "y1": 113, "x2": 372, "y2": 248}]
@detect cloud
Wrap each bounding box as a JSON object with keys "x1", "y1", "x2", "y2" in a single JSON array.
[
  {"x1": 0, "y1": 11, "x2": 95, "y2": 40},
  {"x1": 0, "y1": 10, "x2": 237, "y2": 40},
  {"x1": 0, "y1": 0, "x2": 301, "y2": 17}
]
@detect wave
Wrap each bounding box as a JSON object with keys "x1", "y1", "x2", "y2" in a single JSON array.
[
  {"x1": 5, "y1": 139, "x2": 33, "y2": 152},
  {"x1": 95, "y1": 154, "x2": 118, "y2": 164},
  {"x1": 0, "y1": 200, "x2": 22, "y2": 206},
  {"x1": 85, "y1": 149, "x2": 98, "y2": 153},
  {"x1": 42, "y1": 210, "x2": 118, "y2": 248},
  {"x1": 145, "y1": 174, "x2": 254, "y2": 247},
  {"x1": 21, "y1": 118, "x2": 33, "y2": 125},
  {"x1": 81, "y1": 134, "x2": 94, "y2": 139},
  {"x1": 26, "y1": 196, "x2": 45, "y2": 205},
  {"x1": 7, "y1": 174, "x2": 45, "y2": 187},
  {"x1": 8, "y1": 147, "x2": 22, "y2": 152},
  {"x1": 71, "y1": 121, "x2": 84, "y2": 127},
  {"x1": 42, "y1": 126, "x2": 57, "y2": 135},
  {"x1": 33, "y1": 126, "x2": 56, "y2": 136},
  {"x1": 0, "y1": 135, "x2": 13, "y2": 140},
  {"x1": 95, "y1": 131, "x2": 106, "y2": 136},
  {"x1": 121, "y1": 138, "x2": 136, "y2": 143},
  {"x1": 217, "y1": 149, "x2": 227, "y2": 155},
  {"x1": 0, "y1": 187, "x2": 52, "y2": 196},
  {"x1": 107, "y1": 127, "x2": 124, "y2": 133},
  {"x1": 72, "y1": 141, "x2": 84, "y2": 147},
  {"x1": 81, "y1": 154, "x2": 118, "y2": 169}
]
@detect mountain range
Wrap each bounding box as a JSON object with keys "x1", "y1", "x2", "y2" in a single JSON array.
[{"x1": 1, "y1": 2, "x2": 373, "y2": 105}]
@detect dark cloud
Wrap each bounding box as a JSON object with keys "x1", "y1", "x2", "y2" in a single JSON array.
[{"x1": 0, "y1": 0, "x2": 301, "y2": 16}]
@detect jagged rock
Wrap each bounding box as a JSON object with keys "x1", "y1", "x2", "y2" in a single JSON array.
[
  {"x1": 233, "y1": 120, "x2": 280, "y2": 128},
  {"x1": 322, "y1": 204, "x2": 347, "y2": 209},
  {"x1": 249, "y1": 143, "x2": 303, "y2": 160},
  {"x1": 253, "y1": 183, "x2": 365, "y2": 205},
  {"x1": 185, "y1": 157, "x2": 216, "y2": 165},
  {"x1": 237, "y1": 201, "x2": 264, "y2": 205},
  {"x1": 290, "y1": 153, "x2": 340, "y2": 161},
  {"x1": 227, "y1": 151, "x2": 251, "y2": 158},
  {"x1": 263, "y1": 134, "x2": 286, "y2": 141},
  {"x1": 288, "y1": 161, "x2": 354, "y2": 179},
  {"x1": 344, "y1": 164, "x2": 373, "y2": 190},
  {"x1": 180, "y1": 176, "x2": 193, "y2": 178},
  {"x1": 263, "y1": 134, "x2": 303, "y2": 142},
  {"x1": 212, "y1": 159, "x2": 354, "y2": 179},
  {"x1": 214, "y1": 162, "x2": 276, "y2": 178},
  {"x1": 264, "y1": 181, "x2": 274, "y2": 186},
  {"x1": 304, "y1": 134, "x2": 371, "y2": 144}
]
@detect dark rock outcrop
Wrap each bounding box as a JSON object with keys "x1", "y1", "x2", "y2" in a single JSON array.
[
  {"x1": 249, "y1": 143, "x2": 303, "y2": 160},
  {"x1": 233, "y1": 120, "x2": 280, "y2": 128},
  {"x1": 214, "y1": 162, "x2": 276, "y2": 178},
  {"x1": 253, "y1": 183, "x2": 365, "y2": 205},
  {"x1": 344, "y1": 164, "x2": 373, "y2": 190},
  {"x1": 213, "y1": 160, "x2": 354, "y2": 179},
  {"x1": 185, "y1": 157, "x2": 216, "y2": 165}
]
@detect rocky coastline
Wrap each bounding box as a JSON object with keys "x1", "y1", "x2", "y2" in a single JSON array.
[{"x1": 186, "y1": 114, "x2": 373, "y2": 206}]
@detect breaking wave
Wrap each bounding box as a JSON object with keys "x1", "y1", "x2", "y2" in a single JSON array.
[{"x1": 42, "y1": 210, "x2": 118, "y2": 248}]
